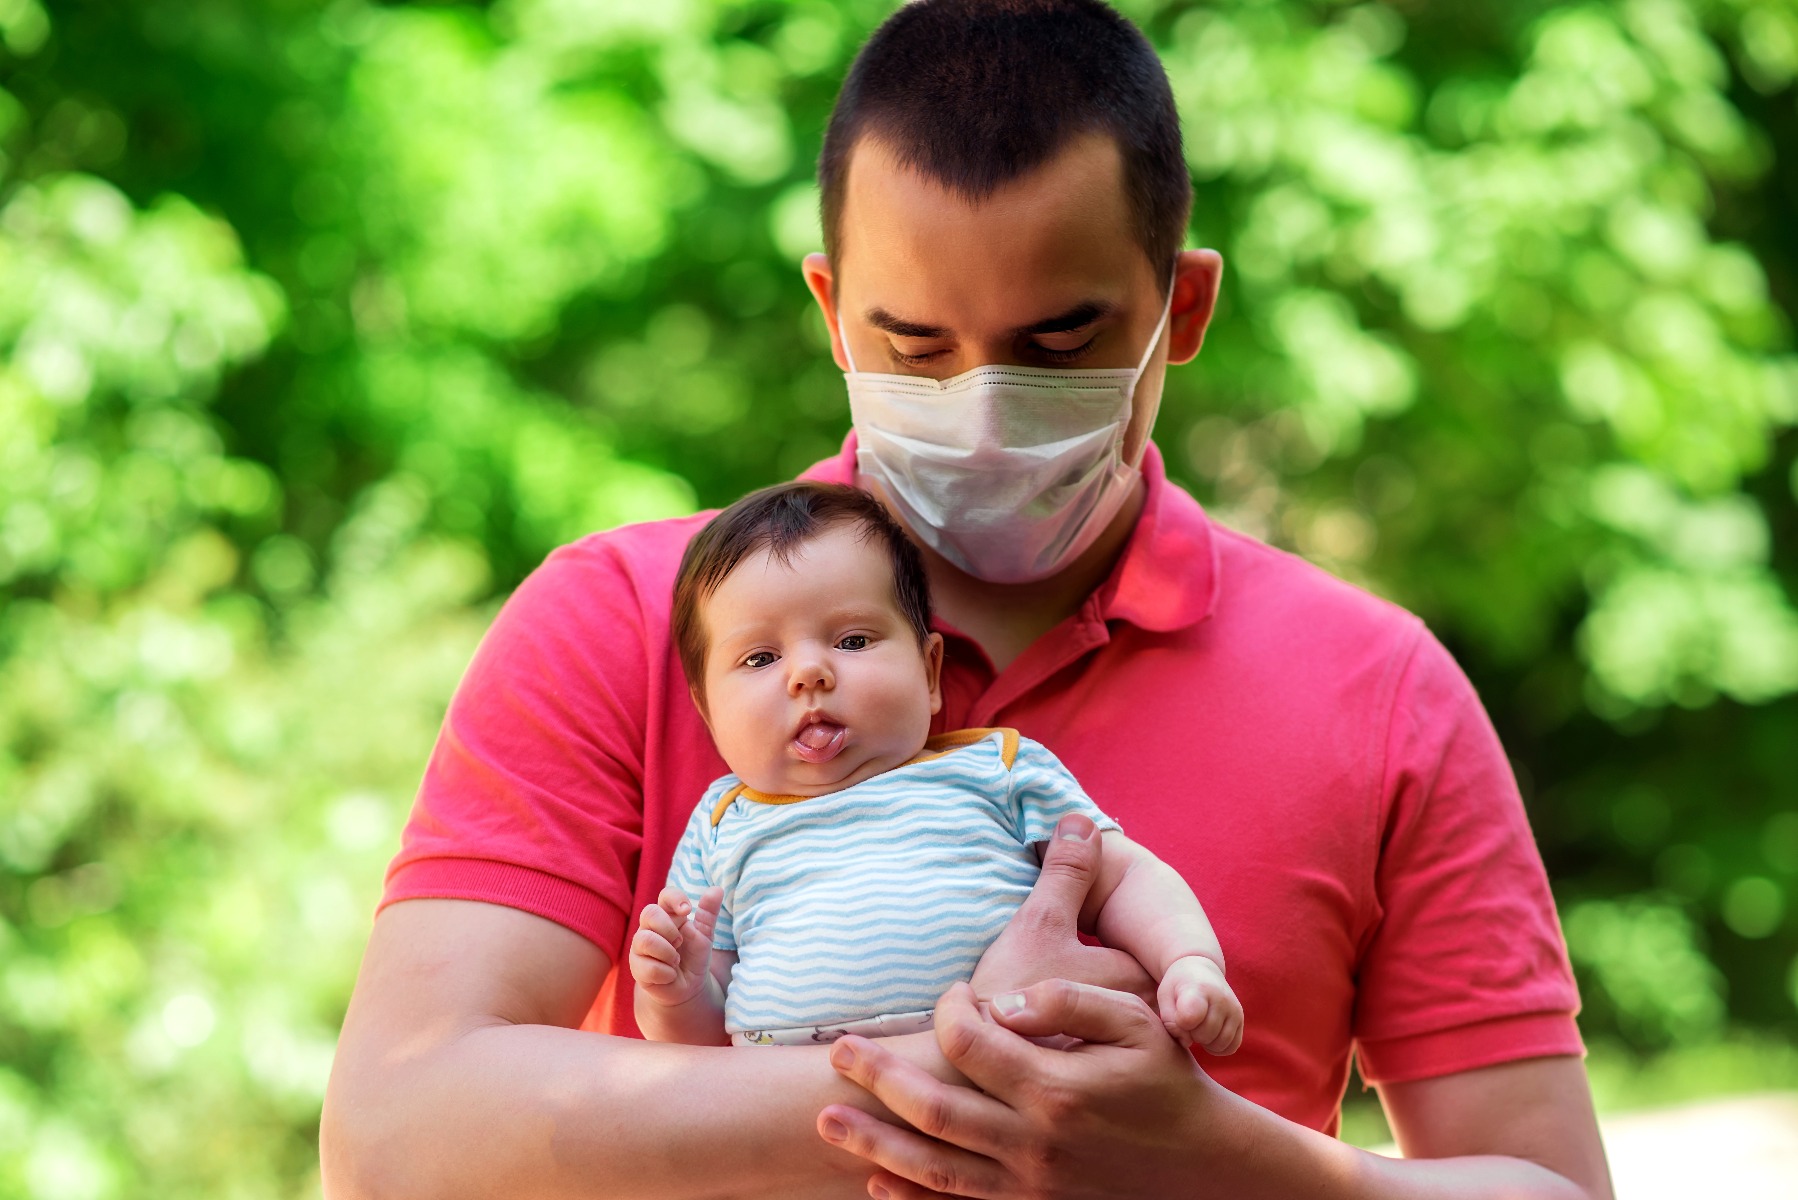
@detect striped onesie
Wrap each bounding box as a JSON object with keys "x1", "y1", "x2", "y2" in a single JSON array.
[{"x1": 665, "y1": 727, "x2": 1121, "y2": 1045}]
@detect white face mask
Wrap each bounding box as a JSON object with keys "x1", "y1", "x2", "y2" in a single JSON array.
[{"x1": 842, "y1": 277, "x2": 1174, "y2": 584}]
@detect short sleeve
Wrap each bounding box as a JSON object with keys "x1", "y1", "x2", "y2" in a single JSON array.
[
  {"x1": 664, "y1": 780, "x2": 737, "y2": 953},
  {"x1": 1351, "y1": 630, "x2": 1583, "y2": 1084},
  {"x1": 379, "y1": 537, "x2": 659, "y2": 960},
  {"x1": 1008, "y1": 736, "x2": 1123, "y2": 846}
]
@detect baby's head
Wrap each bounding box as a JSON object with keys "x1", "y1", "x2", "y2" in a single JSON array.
[{"x1": 673, "y1": 482, "x2": 944, "y2": 797}]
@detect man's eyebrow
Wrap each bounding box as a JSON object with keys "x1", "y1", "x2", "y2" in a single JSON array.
[
  {"x1": 862, "y1": 301, "x2": 1116, "y2": 341},
  {"x1": 865, "y1": 308, "x2": 950, "y2": 339}
]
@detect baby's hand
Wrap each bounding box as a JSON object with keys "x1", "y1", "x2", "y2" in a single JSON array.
[
  {"x1": 629, "y1": 886, "x2": 723, "y2": 1007},
  {"x1": 1156, "y1": 955, "x2": 1243, "y2": 1056}
]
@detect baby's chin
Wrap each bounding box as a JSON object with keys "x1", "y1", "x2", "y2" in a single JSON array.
[
  {"x1": 739, "y1": 762, "x2": 862, "y2": 798},
  {"x1": 739, "y1": 747, "x2": 908, "y2": 798}
]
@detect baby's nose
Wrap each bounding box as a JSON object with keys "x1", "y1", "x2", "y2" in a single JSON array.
[{"x1": 788, "y1": 658, "x2": 834, "y2": 693}]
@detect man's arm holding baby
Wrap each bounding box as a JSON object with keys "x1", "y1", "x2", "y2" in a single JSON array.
[
  {"x1": 320, "y1": 828, "x2": 1153, "y2": 1200},
  {"x1": 322, "y1": 897, "x2": 948, "y2": 1200},
  {"x1": 818, "y1": 814, "x2": 1609, "y2": 1200}
]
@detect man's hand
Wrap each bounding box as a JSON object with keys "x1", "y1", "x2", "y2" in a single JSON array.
[
  {"x1": 818, "y1": 979, "x2": 1216, "y2": 1199},
  {"x1": 820, "y1": 984, "x2": 1612, "y2": 1200},
  {"x1": 969, "y1": 814, "x2": 1156, "y2": 1006},
  {"x1": 817, "y1": 820, "x2": 1609, "y2": 1200}
]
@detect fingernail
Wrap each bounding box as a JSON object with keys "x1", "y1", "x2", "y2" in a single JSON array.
[
  {"x1": 1056, "y1": 813, "x2": 1095, "y2": 841},
  {"x1": 831, "y1": 1041, "x2": 857, "y2": 1070},
  {"x1": 993, "y1": 991, "x2": 1026, "y2": 1014},
  {"x1": 870, "y1": 1186, "x2": 890, "y2": 1200},
  {"x1": 822, "y1": 1117, "x2": 847, "y2": 1143}
]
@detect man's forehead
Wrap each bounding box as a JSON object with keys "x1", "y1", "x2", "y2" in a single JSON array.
[{"x1": 835, "y1": 130, "x2": 1150, "y2": 322}]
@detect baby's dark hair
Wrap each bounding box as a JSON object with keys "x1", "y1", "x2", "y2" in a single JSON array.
[{"x1": 672, "y1": 482, "x2": 933, "y2": 702}]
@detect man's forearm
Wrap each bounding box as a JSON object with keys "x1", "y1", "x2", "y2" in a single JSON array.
[
  {"x1": 326, "y1": 901, "x2": 921, "y2": 1200},
  {"x1": 323, "y1": 1021, "x2": 924, "y2": 1200},
  {"x1": 1203, "y1": 1081, "x2": 1596, "y2": 1200}
]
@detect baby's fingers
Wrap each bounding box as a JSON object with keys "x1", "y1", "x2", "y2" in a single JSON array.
[
  {"x1": 629, "y1": 927, "x2": 680, "y2": 985},
  {"x1": 687, "y1": 886, "x2": 724, "y2": 939},
  {"x1": 674, "y1": 894, "x2": 720, "y2": 973},
  {"x1": 639, "y1": 900, "x2": 683, "y2": 948},
  {"x1": 1192, "y1": 1000, "x2": 1228, "y2": 1049},
  {"x1": 1201, "y1": 1004, "x2": 1244, "y2": 1056},
  {"x1": 1174, "y1": 984, "x2": 1213, "y2": 1032},
  {"x1": 657, "y1": 886, "x2": 696, "y2": 921}
]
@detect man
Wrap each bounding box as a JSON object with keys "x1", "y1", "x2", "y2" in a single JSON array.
[{"x1": 321, "y1": 2, "x2": 1614, "y2": 1197}]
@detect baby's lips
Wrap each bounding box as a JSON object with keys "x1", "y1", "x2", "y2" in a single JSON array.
[
  {"x1": 795, "y1": 721, "x2": 842, "y2": 750},
  {"x1": 791, "y1": 720, "x2": 847, "y2": 763}
]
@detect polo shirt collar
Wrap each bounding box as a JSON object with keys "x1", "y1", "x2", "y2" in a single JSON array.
[{"x1": 802, "y1": 434, "x2": 1218, "y2": 635}]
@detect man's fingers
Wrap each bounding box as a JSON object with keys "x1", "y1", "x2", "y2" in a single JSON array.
[
  {"x1": 860, "y1": 1174, "x2": 957, "y2": 1200},
  {"x1": 825, "y1": 1033, "x2": 1014, "y2": 1158},
  {"x1": 817, "y1": 1099, "x2": 1009, "y2": 1200},
  {"x1": 987, "y1": 977, "x2": 1167, "y2": 1049},
  {"x1": 1018, "y1": 814, "x2": 1100, "y2": 930},
  {"x1": 925, "y1": 982, "x2": 1076, "y2": 1105}
]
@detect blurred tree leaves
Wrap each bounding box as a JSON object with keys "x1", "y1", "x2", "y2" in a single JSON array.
[{"x1": 1, "y1": 1, "x2": 1796, "y2": 1195}]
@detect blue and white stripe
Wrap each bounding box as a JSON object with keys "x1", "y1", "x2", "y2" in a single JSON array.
[{"x1": 665, "y1": 731, "x2": 1120, "y2": 1034}]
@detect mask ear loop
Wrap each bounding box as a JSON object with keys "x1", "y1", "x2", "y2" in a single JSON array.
[
  {"x1": 1118, "y1": 265, "x2": 1180, "y2": 472},
  {"x1": 836, "y1": 298, "x2": 860, "y2": 375},
  {"x1": 1133, "y1": 265, "x2": 1180, "y2": 381}
]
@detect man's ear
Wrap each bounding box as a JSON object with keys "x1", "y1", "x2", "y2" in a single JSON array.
[
  {"x1": 801, "y1": 252, "x2": 849, "y2": 372},
  {"x1": 923, "y1": 631, "x2": 945, "y2": 716},
  {"x1": 1167, "y1": 248, "x2": 1223, "y2": 365}
]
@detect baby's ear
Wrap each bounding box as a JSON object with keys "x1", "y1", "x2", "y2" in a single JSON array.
[
  {"x1": 923, "y1": 632, "x2": 946, "y2": 715},
  {"x1": 689, "y1": 684, "x2": 713, "y2": 732}
]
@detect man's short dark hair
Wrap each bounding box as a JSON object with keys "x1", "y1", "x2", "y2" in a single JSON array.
[
  {"x1": 673, "y1": 482, "x2": 933, "y2": 705},
  {"x1": 820, "y1": 0, "x2": 1191, "y2": 288}
]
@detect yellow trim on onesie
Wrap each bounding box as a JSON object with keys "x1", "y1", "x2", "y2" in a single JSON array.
[
  {"x1": 710, "y1": 727, "x2": 1020, "y2": 827},
  {"x1": 908, "y1": 726, "x2": 1020, "y2": 769}
]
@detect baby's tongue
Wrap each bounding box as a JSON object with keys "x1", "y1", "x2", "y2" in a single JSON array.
[{"x1": 797, "y1": 722, "x2": 842, "y2": 750}]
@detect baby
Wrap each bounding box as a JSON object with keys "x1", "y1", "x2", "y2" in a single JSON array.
[{"x1": 629, "y1": 481, "x2": 1243, "y2": 1054}]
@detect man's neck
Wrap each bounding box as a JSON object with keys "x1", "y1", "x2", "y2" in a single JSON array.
[{"x1": 911, "y1": 479, "x2": 1147, "y2": 673}]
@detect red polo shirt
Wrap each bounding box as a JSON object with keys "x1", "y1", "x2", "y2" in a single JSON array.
[{"x1": 382, "y1": 437, "x2": 1582, "y2": 1134}]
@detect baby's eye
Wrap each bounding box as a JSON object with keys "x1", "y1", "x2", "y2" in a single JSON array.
[
  {"x1": 837, "y1": 635, "x2": 870, "y2": 651},
  {"x1": 743, "y1": 651, "x2": 777, "y2": 669}
]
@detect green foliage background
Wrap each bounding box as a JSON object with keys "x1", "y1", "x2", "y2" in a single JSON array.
[{"x1": 2, "y1": 0, "x2": 1796, "y2": 1194}]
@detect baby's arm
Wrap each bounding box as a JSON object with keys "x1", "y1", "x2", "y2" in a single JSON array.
[
  {"x1": 1076, "y1": 830, "x2": 1243, "y2": 1055},
  {"x1": 630, "y1": 886, "x2": 735, "y2": 1046}
]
